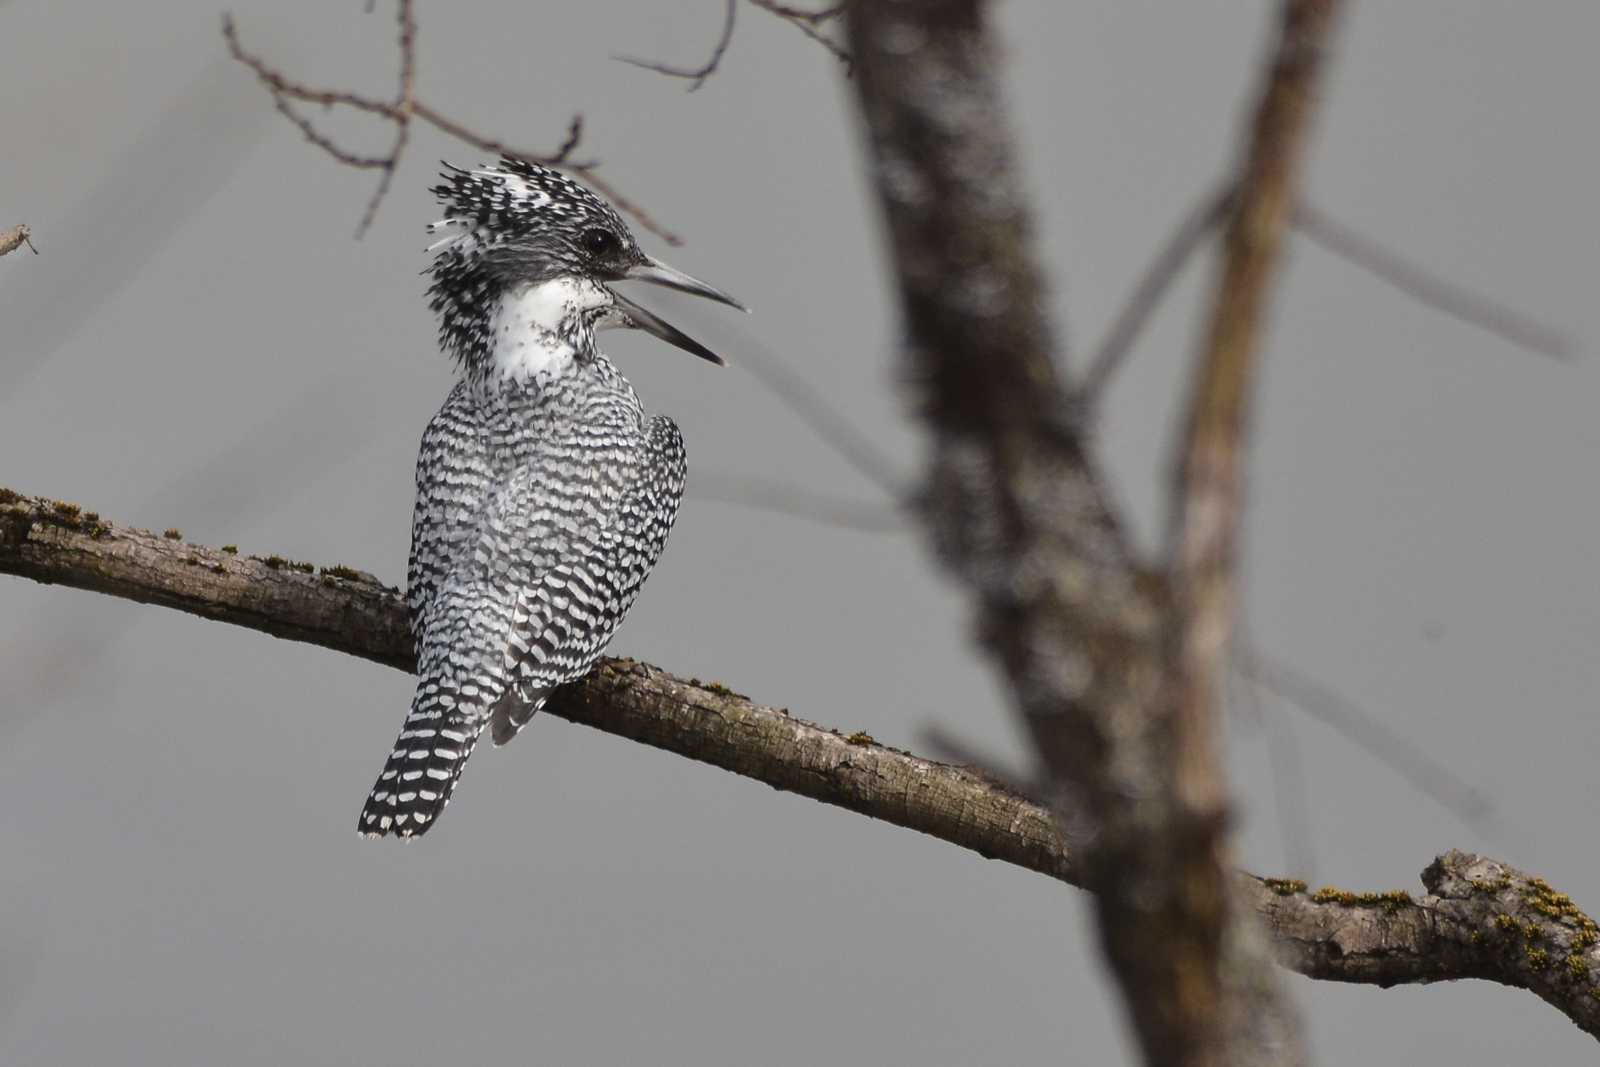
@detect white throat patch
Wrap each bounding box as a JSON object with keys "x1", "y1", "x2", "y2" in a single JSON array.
[{"x1": 487, "y1": 278, "x2": 611, "y2": 384}]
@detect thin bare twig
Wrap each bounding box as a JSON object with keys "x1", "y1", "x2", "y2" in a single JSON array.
[
  {"x1": 1078, "y1": 181, "x2": 1572, "y2": 402},
  {"x1": 690, "y1": 471, "x2": 905, "y2": 532},
  {"x1": 1078, "y1": 186, "x2": 1232, "y2": 402},
  {"x1": 1237, "y1": 646, "x2": 1492, "y2": 826},
  {"x1": 620, "y1": 0, "x2": 848, "y2": 86},
  {"x1": 222, "y1": 8, "x2": 682, "y2": 244},
  {"x1": 754, "y1": 0, "x2": 844, "y2": 21},
  {"x1": 748, "y1": 1, "x2": 850, "y2": 66},
  {"x1": 1228, "y1": 656, "x2": 1318, "y2": 878},
  {"x1": 1296, "y1": 201, "x2": 1574, "y2": 360},
  {"x1": 616, "y1": 0, "x2": 739, "y2": 91},
  {"x1": 0, "y1": 224, "x2": 38, "y2": 257},
  {"x1": 727, "y1": 332, "x2": 907, "y2": 497},
  {"x1": 351, "y1": 0, "x2": 419, "y2": 236}
]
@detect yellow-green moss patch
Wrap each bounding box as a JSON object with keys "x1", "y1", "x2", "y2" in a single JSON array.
[
  {"x1": 1311, "y1": 887, "x2": 1413, "y2": 912},
  {"x1": 320, "y1": 564, "x2": 364, "y2": 582}
]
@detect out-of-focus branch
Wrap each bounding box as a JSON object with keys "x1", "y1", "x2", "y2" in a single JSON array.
[
  {"x1": 1169, "y1": 0, "x2": 1344, "y2": 844},
  {"x1": 690, "y1": 471, "x2": 907, "y2": 532},
  {"x1": 222, "y1": 5, "x2": 679, "y2": 243},
  {"x1": 842, "y1": 1, "x2": 1308, "y2": 1063},
  {"x1": 1080, "y1": 187, "x2": 1232, "y2": 402},
  {"x1": 1295, "y1": 201, "x2": 1573, "y2": 360},
  {"x1": 1158, "y1": 1, "x2": 1345, "y2": 1060},
  {"x1": 616, "y1": 0, "x2": 738, "y2": 91},
  {"x1": 620, "y1": 1, "x2": 848, "y2": 85},
  {"x1": 0, "y1": 223, "x2": 38, "y2": 257},
  {"x1": 1236, "y1": 645, "x2": 1491, "y2": 825},
  {"x1": 1082, "y1": 192, "x2": 1572, "y2": 402},
  {"x1": 620, "y1": 0, "x2": 848, "y2": 89}
]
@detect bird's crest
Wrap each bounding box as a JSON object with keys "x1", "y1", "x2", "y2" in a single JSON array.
[
  {"x1": 423, "y1": 158, "x2": 640, "y2": 370},
  {"x1": 424, "y1": 158, "x2": 631, "y2": 262}
]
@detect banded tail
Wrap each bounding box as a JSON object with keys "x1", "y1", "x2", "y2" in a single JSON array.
[{"x1": 357, "y1": 677, "x2": 495, "y2": 838}]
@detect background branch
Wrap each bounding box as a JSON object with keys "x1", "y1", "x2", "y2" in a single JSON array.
[
  {"x1": 1154, "y1": 2, "x2": 1347, "y2": 1061},
  {"x1": 1294, "y1": 201, "x2": 1573, "y2": 360},
  {"x1": 1081, "y1": 190, "x2": 1571, "y2": 404},
  {"x1": 842, "y1": 0, "x2": 1310, "y2": 1061},
  {"x1": 615, "y1": 0, "x2": 738, "y2": 91},
  {"x1": 223, "y1": 8, "x2": 678, "y2": 242},
  {"x1": 618, "y1": 0, "x2": 850, "y2": 80}
]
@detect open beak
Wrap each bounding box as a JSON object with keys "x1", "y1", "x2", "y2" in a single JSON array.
[
  {"x1": 609, "y1": 255, "x2": 748, "y2": 366},
  {"x1": 609, "y1": 290, "x2": 727, "y2": 366},
  {"x1": 625, "y1": 255, "x2": 748, "y2": 312}
]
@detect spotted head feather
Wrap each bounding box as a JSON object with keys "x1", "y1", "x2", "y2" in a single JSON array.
[{"x1": 424, "y1": 158, "x2": 641, "y2": 372}]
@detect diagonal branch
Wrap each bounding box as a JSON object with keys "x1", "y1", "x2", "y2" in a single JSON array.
[
  {"x1": 746, "y1": 1, "x2": 850, "y2": 67},
  {"x1": 616, "y1": 0, "x2": 739, "y2": 91},
  {"x1": 1294, "y1": 201, "x2": 1573, "y2": 360},
  {"x1": 7, "y1": 487, "x2": 1600, "y2": 1039},
  {"x1": 1079, "y1": 186, "x2": 1233, "y2": 403},
  {"x1": 0, "y1": 488, "x2": 1069, "y2": 880}
]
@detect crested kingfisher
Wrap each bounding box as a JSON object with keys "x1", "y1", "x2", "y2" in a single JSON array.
[{"x1": 359, "y1": 158, "x2": 744, "y2": 838}]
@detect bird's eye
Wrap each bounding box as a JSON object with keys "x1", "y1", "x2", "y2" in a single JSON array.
[{"x1": 581, "y1": 228, "x2": 619, "y2": 257}]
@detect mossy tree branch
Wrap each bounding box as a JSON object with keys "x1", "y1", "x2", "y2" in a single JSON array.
[
  {"x1": 6, "y1": 491, "x2": 1600, "y2": 1038},
  {"x1": 0, "y1": 488, "x2": 1070, "y2": 879}
]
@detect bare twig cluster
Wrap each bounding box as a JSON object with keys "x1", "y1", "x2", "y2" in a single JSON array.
[
  {"x1": 222, "y1": 3, "x2": 680, "y2": 242},
  {"x1": 749, "y1": 1, "x2": 849, "y2": 66},
  {"x1": 619, "y1": 0, "x2": 848, "y2": 87}
]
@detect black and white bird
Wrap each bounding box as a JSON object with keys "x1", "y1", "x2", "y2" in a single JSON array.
[{"x1": 359, "y1": 158, "x2": 743, "y2": 838}]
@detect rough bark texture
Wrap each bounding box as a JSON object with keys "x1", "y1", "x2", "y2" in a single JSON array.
[
  {"x1": 6, "y1": 490, "x2": 1600, "y2": 1041},
  {"x1": 0, "y1": 487, "x2": 1072, "y2": 882},
  {"x1": 1246, "y1": 852, "x2": 1600, "y2": 1038}
]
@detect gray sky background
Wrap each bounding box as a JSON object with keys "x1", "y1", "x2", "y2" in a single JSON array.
[{"x1": 3, "y1": 2, "x2": 1598, "y2": 1063}]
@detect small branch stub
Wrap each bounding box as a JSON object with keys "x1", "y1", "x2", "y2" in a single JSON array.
[{"x1": 1, "y1": 224, "x2": 39, "y2": 257}]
